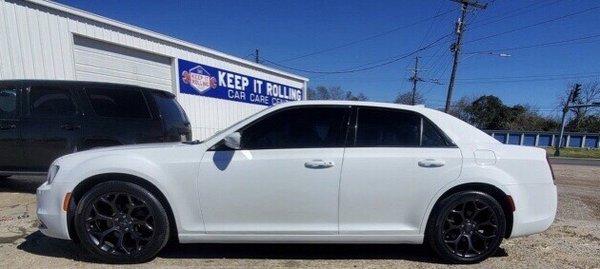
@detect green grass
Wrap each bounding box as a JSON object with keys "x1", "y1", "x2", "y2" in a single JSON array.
[{"x1": 546, "y1": 147, "x2": 600, "y2": 159}]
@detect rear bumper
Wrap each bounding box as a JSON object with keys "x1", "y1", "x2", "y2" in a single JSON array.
[
  {"x1": 506, "y1": 183, "x2": 557, "y2": 238},
  {"x1": 36, "y1": 182, "x2": 71, "y2": 240}
]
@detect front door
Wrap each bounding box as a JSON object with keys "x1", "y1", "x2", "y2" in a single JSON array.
[
  {"x1": 198, "y1": 106, "x2": 350, "y2": 234},
  {"x1": 0, "y1": 86, "x2": 23, "y2": 172},
  {"x1": 339, "y1": 107, "x2": 462, "y2": 235},
  {"x1": 21, "y1": 86, "x2": 83, "y2": 172}
]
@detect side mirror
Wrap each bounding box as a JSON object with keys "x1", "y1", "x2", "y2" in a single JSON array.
[{"x1": 223, "y1": 132, "x2": 241, "y2": 150}]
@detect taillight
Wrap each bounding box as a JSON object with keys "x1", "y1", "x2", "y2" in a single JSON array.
[{"x1": 546, "y1": 155, "x2": 556, "y2": 181}]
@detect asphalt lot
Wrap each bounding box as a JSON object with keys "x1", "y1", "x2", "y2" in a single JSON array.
[{"x1": 0, "y1": 164, "x2": 599, "y2": 268}]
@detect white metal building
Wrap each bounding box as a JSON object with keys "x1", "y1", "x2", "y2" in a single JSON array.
[{"x1": 0, "y1": 0, "x2": 308, "y2": 139}]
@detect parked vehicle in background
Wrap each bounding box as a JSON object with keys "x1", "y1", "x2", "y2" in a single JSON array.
[
  {"x1": 36, "y1": 101, "x2": 557, "y2": 264},
  {"x1": 0, "y1": 80, "x2": 191, "y2": 177}
]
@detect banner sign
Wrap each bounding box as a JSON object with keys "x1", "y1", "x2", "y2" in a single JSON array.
[{"x1": 178, "y1": 59, "x2": 303, "y2": 106}]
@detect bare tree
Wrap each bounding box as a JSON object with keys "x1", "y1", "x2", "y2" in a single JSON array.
[
  {"x1": 447, "y1": 96, "x2": 473, "y2": 122},
  {"x1": 307, "y1": 86, "x2": 368, "y2": 101},
  {"x1": 394, "y1": 90, "x2": 424, "y2": 105}
]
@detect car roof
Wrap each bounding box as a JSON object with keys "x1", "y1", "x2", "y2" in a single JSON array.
[
  {"x1": 0, "y1": 79, "x2": 174, "y2": 97},
  {"x1": 273, "y1": 100, "x2": 430, "y2": 113}
]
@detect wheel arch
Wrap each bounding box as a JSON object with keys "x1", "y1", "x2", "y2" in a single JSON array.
[
  {"x1": 67, "y1": 173, "x2": 179, "y2": 243},
  {"x1": 423, "y1": 182, "x2": 514, "y2": 239}
]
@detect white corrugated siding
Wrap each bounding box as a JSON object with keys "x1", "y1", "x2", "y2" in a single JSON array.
[
  {"x1": 73, "y1": 36, "x2": 173, "y2": 91},
  {"x1": 0, "y1": 0, "x2": 306, "y2": 139}
]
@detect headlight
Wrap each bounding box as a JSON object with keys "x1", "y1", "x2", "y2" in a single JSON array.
[{"x1": 46, "y1": 165, "x2": 60, "y2": 184}]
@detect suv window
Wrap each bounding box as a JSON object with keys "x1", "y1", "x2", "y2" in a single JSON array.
[
  {"x1": 86, "y1": 88, "x2": 151, "y2": 119},
  {"x1": 152, "y1": 92, "x2": 189, "y2": 126},
  {"x1": 240, "y1": 106, "x2": 349, "y2": 149},
  {"x1": 28, "y1": 87, "x2": 76, "y2": 117},
  {"x1": 355, "y1": 107, "x2": 450, "y2": 147},
  {"x1": 0, "y1": 89, "x2": 17, "y2": 119}
]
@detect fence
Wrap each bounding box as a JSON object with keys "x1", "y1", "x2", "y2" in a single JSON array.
[{"x1": 484, "y1": 130, "x2": 600, "y2": 149}]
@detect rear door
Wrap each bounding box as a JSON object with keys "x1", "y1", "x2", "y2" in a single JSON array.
[
  {"x1": 0, "y1": 84, "x2": 23, "y2": 171},
  {"x1": 339, "y1": 107, "x2": 462, "y2": 235},
  {"x1": 21, "y1": 85, "x2": 83, "y2": 172}
]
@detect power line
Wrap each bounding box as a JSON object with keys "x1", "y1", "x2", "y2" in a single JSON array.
[
  {"x1": 456, "y1": 71, "x2": 600, "y2": 81},
  {"x1": 465, "y1": 33, "x2": 600, "y2": 54},
  {"x1": 472, "y1": 0, "x2": 563, "y2": 28},
  {"x1": 311, "y1": 71, "x2": 600, "y2": 82},
  {"x1": 262, "y1": 33, "x2": 451, "y2": 74},
  {"x1": 276, "y1": 9, "x2": 454, "y2": 63},
  {"x1": 454, "y1": 74, "x2": 600, "y2": 84},
  {"x1": 465, "y1": 5, "x2": 600, "y2": 44}
]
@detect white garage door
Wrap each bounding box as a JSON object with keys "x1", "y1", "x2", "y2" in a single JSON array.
[{"x1": 73, "y1": 36, "x2": 173, "y2": 91}]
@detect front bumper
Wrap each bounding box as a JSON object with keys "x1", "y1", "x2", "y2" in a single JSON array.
[
  {"x1": 36, "y1": 182, "x2": 71, "y2": 240},
  {"x1": 506, "y1": 183, "x2": 557, "y2": 238}
]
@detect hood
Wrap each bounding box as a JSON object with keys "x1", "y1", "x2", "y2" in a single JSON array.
[{"x1": 53, "y1": 142, "x2": 196, "y2": 166}]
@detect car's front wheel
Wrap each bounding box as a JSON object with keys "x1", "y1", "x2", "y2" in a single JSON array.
[
  {"x1": 74, "y1": 181, "x2": 170, "y2": 263},
  {"x1": 426, "y1": 191, "x2": 506, "y2": 264}
]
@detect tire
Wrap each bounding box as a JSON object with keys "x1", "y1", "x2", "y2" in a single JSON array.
[
  {"x1": 74, "y1": 181, "x2": 170, "y2": 264},
  {"x1": 426, "y1": 191, "x2": 506, "y2": 264}
]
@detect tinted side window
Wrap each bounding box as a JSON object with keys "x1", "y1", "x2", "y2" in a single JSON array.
[
  {"x1": 0, "y1": 88, "x2": 17, "y2": 119},
  {"x1": 422, "y1": 119, "x2": 448, "y2": 147},
  {"x1": 86, "y1": 88, "x2": 151, "y2": 119},
  {"x1": 355, "y1": 108, "x2": 420, "y2": 147},
  {"x1": 28, "y1": 87, "x2": 76, "y2": 117},
  {"x1": 240, "y1": 107, "x2": 349, "y2": 149},
  {"x1": 152, "y1": 92, "x2": 188, "y2": 125}
]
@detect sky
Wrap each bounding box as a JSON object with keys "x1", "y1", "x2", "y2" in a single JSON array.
[{"x1": 55, "y1": 0, "x2": 600, "y2": 116}]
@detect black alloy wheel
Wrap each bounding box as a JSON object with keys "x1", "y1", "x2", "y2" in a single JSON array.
[
  {"x1": 427, "y1": 191, "x2": 506, "y2": 264},
  {"x1": 74, "y1": 181, "x2": 169, "y2": 263}
]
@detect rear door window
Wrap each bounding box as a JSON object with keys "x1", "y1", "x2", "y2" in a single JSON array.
[
  {"x1": 0, "y1": 88, "x2": 17, "y2": 119},
  {"x1": 27, "y1": 87, "x2": 76, "y2": 118},
  {"x1": 355, "y1": 107, "x2": 420, "y2": 147},
  {"x1": 354, "y1": 107, "x2": 451, "y2": 147},
  {"x1": 86, "y1": 88, "x2": 151, "y2": 119}
]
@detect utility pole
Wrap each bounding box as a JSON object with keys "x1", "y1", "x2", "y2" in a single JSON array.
[
  {"x1": 555, "y1": 83, "x2": 581, "y2": 156},
  {"x1": 255, "y1": 48, "x2": 260, "y2": 63},
  {"x1": 444, "y1": 0, "x2": 487, "y2": 113},
  {"x1": 409, "y1": 56, "x2": 424, "y2": 105}
]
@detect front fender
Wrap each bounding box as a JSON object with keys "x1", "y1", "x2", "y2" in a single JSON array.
[{"x1": 57, "y1": 152, "x2": 205, "y2": 238}]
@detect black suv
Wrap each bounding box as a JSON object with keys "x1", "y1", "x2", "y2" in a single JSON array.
[{"x1": 0, "y1": 80, "x2": 191, "y2": 176}]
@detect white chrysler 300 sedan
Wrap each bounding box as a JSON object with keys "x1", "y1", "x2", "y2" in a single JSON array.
[{"x1": 37, "y1": 101, "x2": 557, "y2": 263}]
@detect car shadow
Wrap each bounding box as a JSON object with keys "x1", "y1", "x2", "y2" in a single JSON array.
[
  {"x1": 17, "y1": 231, "x2": 508, "y2": 264},
  {"x1": 0, "y1": 176, "x2": 46, "y2": 194}
]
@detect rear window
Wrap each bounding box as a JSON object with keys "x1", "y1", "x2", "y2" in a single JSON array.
[
  {"x1": 86, "y1": 88, "x2": 151, "y2": 119},
  {"x1": 152, "y1": 92, "x2": 189, "y2": 125}
]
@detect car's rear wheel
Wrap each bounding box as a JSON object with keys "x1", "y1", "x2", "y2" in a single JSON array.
[
  {"x1": 74, "y1": 181, "x2": 169, "y2": 263},
  {"x1": 426, "y1": 191, "x2": 506, "y2": 264}
]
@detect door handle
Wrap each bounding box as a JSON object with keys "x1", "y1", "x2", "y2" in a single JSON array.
[
  {"x1": 304, "y1": 160, "x2": 335, "y2": 169},
  {"x1": 418, "y1": 159, "x2": 445, "y2": 168},
  {"x1": 60, "y1": 124, "x2": 81, "y2": 131},
  {"x1": 0, "y1": 123, "x2": 16, "y2": 130}
]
